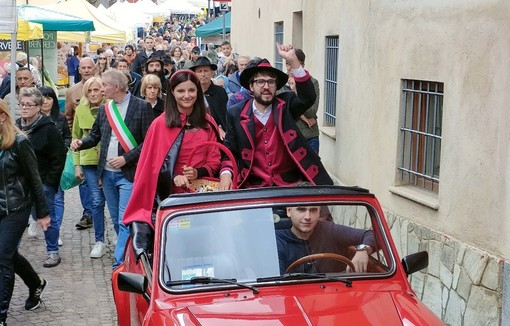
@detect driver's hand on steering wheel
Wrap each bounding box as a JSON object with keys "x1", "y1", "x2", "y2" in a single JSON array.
[{"x1": 347, "y1": 251, "x2": 369, "y2": 273}]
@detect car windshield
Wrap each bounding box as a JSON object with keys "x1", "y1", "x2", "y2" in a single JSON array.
[{"x1": 160, "y1": 203, "x2": 394, "y2": 292}]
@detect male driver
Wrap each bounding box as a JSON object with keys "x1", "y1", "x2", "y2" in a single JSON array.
[
  {"x1": 65, "y1": 57, "x2": 96, "y2": 230},
  {"x1": 70, "y1": 69, "x2": 153, "y2": 268},
  {"x1": 219, "y1": 44, "x2": 332, "y2": 190},
  {"x1": 131, "y1": 36, "x2": 155, "y2": 75},
  {"x1": 276, "y1": 206, "x2": 376, "y2": 274}
]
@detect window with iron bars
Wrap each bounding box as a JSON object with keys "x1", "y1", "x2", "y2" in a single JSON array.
[
  {"x1": 274, "y1": 22, "x2": 284, "y2": 71},
  {"x1": 398, "y1": 80, "x2": 443, "y2": 192},
  {"x1": 324, "y1": 36, "x2": 339, "y2": 126}
]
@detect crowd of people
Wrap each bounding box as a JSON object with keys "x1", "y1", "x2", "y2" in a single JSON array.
[{"x1": 0, "y1": 30, "x2": 334, "y2": 324}]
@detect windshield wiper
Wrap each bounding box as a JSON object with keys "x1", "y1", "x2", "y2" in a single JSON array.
[
  {"x1": 257, "y1": 273, "x2": 352, "y2": 287},
  {"x1": 167, "y1": 276, "x2": 259, "y2": 294}
]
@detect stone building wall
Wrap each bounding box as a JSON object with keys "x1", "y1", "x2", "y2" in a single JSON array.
[{"x1": 386, "y1": 211, "x2": 506, "y2": 325}]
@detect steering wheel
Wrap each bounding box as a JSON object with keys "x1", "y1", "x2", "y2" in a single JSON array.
[{"x1": 285, "y1": 253, "x2": 355, "y2": 274}]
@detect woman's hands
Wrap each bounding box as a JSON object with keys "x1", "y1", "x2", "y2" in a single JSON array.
[{"x1": 174, "y1": 165, "x2": 197, "y2": 189}]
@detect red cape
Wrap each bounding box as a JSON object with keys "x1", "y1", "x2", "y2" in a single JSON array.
[{"x1": 123, "y1": 113, "x2": 218, "y2": 227}]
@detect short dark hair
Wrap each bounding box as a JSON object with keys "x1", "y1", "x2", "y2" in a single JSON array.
[{"x1": 295, "y1": 49, "x2": 306, "y2": 65}]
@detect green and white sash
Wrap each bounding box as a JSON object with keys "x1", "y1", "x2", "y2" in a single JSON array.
[{"x1": 104, "y1": 100, "x2": 137, "y2": 152}]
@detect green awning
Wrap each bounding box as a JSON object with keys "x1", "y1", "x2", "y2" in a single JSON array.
[
  {"x1": 196, "y1": 12, "x2": 230, "y2": 37},
  {"x1": 17, "y1": 5, "x2": 95, "y2": 32}
]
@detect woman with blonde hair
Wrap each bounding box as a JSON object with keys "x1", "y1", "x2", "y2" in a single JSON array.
[
  {"x1": 72, "y1": 77, "x2": 107, "y2": 258},
  {"x1": 140, "y1": 74, "x2": 164, "y2": 117},
  {"x1": 0, "y1": 100, "x2": 50, "y2": 325}
]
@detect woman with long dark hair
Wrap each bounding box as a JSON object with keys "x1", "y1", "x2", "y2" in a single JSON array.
[
  {"x1": 35, "y1": 86, "x2": 71, "y2": 247},
  {"x1": 0, "y1": 100, "x2": 50, "y2": 325},
  {"x1": 122, "y1": 70, "x2": 222, "y2": 260}
]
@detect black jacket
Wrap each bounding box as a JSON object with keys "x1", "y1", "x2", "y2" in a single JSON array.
[
  {"x1": 204, "y1": 83, "x2": 228, "y2": 128},
  {"x1": 0, "y1": 134, "x2": 49, "y2": 218},
  {"x1": 131, "y1": 51, "x2": 149, "y2": 76},
  {"x1": 16, "y1": 114, "x2": 67, "y2": 190},
  {"x1": 80, "y1": 94, "x2": 154, "y2": 182},
  {"x1": 222, "y1": 73, "x2": 333, "y2": 187}
]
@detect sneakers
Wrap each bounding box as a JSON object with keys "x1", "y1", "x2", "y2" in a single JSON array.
[
  {"x1": 75, "y1": 215, "x2": 93, "y2": 229},
  {"x1": 90, "y1": 241, "x2": 107, "y2": 258},
  {"x1": 43, "y1": 253, "x2": 61, "y2": 268},
  {"x1": 27, "y1": 221, "x2": 38, "y2": 238},
  {"x1": 58, "y1": 238, "x2": 63, "y2": 246},
  {"x1": 25, "y1": 278, "x2": 47, "y2": 311}
]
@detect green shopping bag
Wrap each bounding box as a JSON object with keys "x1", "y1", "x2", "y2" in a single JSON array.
[{"x1": 60, "y1": 149, "x2": 81, "y2": 191}]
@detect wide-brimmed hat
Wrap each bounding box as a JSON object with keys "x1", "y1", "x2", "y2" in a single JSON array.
[
  {"x1": 189, "y1": 56, "x2": 217, "y2": 71},
  {"x1": 146, "y1": 51, "x2": 165, "y2": 67},
  {"x1": 162, "y1": 55, "x2": 175, "y2": 65},
  {"x1": 240, "y1": 59, "x2": 288, "y2": 90}
]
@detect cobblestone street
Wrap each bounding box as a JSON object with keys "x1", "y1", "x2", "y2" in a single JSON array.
[{"x1": 8, "y1": 186, "x2": 118, "y2": 325}]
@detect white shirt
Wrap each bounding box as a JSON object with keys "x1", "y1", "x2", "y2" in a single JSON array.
[{"x1": 105, "y1": 92, "x2": 130, "y2": 172}]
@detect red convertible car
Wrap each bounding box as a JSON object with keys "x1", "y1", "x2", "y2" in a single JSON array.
[{"x1": 112, "y1": 186, "x2": 444, "y2": 325}]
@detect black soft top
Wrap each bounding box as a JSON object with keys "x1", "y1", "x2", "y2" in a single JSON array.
[{"x1": 160, "y1": 185, "x2": 373, "y2": 209}]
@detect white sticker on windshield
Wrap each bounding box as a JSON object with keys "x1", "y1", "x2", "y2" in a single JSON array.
[
  {"x1": 168, "y1": 219, "x2": 191, "y2": 230},
  {"x1": 182, "y1": 264, "x2": 214, "y2": 280}
]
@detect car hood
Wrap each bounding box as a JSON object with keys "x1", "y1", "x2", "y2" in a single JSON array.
[{"x1": 166, "y1": 291, "x2": 424, "y2": 325}]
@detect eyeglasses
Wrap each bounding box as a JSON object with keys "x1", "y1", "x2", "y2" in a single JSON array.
[
  {"x1": 20, "y1": 103, "x2": 38, "y2": 108},
  {"x1": 252, "y1": 79, "x2": 277, "y2": 87},
  {"x1": 98, "y1": 57, "x2": 107, "y2": 60}
]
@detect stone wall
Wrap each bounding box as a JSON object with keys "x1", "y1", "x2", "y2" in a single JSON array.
[{"x1": 386, "y1": 211, "x2": 505, "y2": 325}]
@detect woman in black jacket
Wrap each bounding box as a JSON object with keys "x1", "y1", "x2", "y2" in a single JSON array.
[
  {"x1": 16, "y1": 87, "x2": 66, "y2": 268},
  {"x1": 0, "y1": 100, "x2": 50, "y2": 325},
  {"x1": 37, "y1": 86, "x2": 71, "y2": 247}
]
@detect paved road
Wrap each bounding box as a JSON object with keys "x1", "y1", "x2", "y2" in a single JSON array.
[{"x1": 8, "y1": 187, "x2": 119, "y2": 326}]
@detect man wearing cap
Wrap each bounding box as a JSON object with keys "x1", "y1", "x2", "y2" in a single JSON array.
[
  {"x1": 183, "y1": 46, "x2": 202, "y2": 70},
  {"x1": 190, "y1": 56, "x2": 228, "y2": 139},
  {"x1": 131, "y1": 36, "x2": 155, "y2": 76},
  {"x1": 219, "y1": 44, "x2": 333, "y2": 190}
]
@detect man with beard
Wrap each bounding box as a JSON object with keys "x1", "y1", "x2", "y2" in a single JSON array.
[
  {"x1": 218, "y1": 44, "x2": 332, "y2": 190},
  {"x1": 144, "y1": 53, "x2": 167, "y2": 95}
]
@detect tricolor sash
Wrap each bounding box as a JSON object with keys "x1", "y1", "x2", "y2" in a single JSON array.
[{"x1": 104, "y1": 100, "x2": 137, "y2": 152}]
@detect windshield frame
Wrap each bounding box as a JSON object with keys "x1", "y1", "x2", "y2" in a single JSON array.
[{"x1": 158, "y1": 199, "x2": 397, "y2": 294}]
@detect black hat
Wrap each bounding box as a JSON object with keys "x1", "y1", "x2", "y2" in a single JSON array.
[
  {"x1": 240, "y1": 58, "x2": 288, "y2": 90},
  {"x1": 146, "y1": 51, "x2": 165, "y2": 66},
  {"x1": 162, "y1": 55, "x2": 175, "y2": 65},
  {"x1": 190, "y1": 56, "x2": 217, "y2": 71}
]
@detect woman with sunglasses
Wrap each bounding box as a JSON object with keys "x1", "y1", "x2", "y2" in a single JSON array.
[{"x1": 95, "y1": 54, "x2": 110, "y2": 76}]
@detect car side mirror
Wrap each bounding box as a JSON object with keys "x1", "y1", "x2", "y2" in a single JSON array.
[
  {"x1": 402, "y1": 251, "x2": 428, "y2": 276},
  {"x1": 118, "y1": 272, "x2": 148, "y2": 294}
]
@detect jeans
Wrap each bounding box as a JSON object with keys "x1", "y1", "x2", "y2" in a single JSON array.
[
  {"x1": 79, "y1": 181, "x2": 92, "y2": 218},
  {"x1": 82, "y1": 166, "x2": 106, "y2": 243},
  {"x1": 0, "y1": 206, "x2": 39, "y2": 322},
  {"x1": 308, "y1": 137, "x2": 320, "y2": 154},
  {"x1": 54, "y1": 186, "x2": 64, "y2": 230},
  {"x1": 101, "y1": 171, "x2": 133, "y2": 269},
  {"x1": 42, "y1": 184, "x2": 60, "y2": 254}
]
